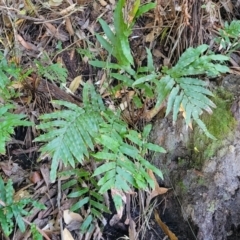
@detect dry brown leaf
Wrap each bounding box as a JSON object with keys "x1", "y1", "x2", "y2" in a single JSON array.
[
  {"x1": 146, "y1": 170, "x2": 169, "y2": 208},
  {"x1": 29, "y1": 171, "x2": 42, "y2": 184},
  {"x1": 99, "y1": 0, "x2": 107, "y2": 6},
  {"x1": 0, "y1": 161, "x2": 19, "y2": 176},
  {"x1": 63, "y1": 228, "x2": 74, "y2": 240},
  {"x1": 221, "y1": 0, "x2": 233, "y2": 13},
  {"x1": 128, "y1": 219, "x2": 137, "y2": 240},
  {"x1": 40, "y1": 164, "x2": 51, "y2": 188},
  {"x1": 69, "y1": 76, "x2": 82, "y2": 93},
  {"x1": 14, "y1": 184, "x2": 33, "y2": 201},
  {"x1": 17, "y1": 34, "x2": 38, "y2": 51},
  {"x1": 2, "y1": 14, "x2": 11, "y2": 27},
  {"x1": 60, "y1": 4, "x2": 79, "y2": 16},
  {"x1": 145, "y1": 30, "x2": 155, "y2": 42},
  {"x1": 45, "y1": 22, "x2": 69, "y2": 41},
  {"x1": 143, "y1": 101, "x2": 166, "y2": 122},
  {"x1": 154, "y1": 210, "x2": 178, "y2": 240},
  {"x1": 63, "y1": 210, "x2": 83, "y2": 224},
  {"x1": 65, "y1": 17, "x2": 74, "y2": 36}
]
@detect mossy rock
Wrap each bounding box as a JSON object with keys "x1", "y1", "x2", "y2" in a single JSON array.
[{"x1": 190, "y1": 88, "x2": 236, "y2": 168}]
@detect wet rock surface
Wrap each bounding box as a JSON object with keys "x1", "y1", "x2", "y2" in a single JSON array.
[{"x1": 150, "y1": 75, "x2": 240, "y2": 240}]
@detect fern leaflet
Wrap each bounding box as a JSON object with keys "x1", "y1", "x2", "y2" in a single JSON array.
[
  {"x1": 35, "y1": 84, "x2": 104, "y2": 181},
  {"x1": 133, "y1": 45, "x2": 230, "y2": 139},
  {"x1": 0, "y1": 104, "x2": 31, "y2": 154}
]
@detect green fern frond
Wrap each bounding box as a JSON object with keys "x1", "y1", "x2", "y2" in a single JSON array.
[
  {"x1": 0, "y1": 52, "x2": 23, "y2": 101},
  {"x1": 35, "y1": 61, "x2": 68, "y2": 84},
  {"x1": 93, "y1": 122, "x2": 165, "y2": 195},
  {"x1": 35, "y1": 84, "x2": 105, "y2": 181},
  {"x1": 133, "y1": 45, "x2": 229, "y2": 139},
  {"x1": 35, "y1": 101, "x2": 102, "y2": 180},
  {"x1": 31, "y1": 224, "x2": 43, "y2": 240},
  {"x1": 0, "y1": 177, "x2": 45, "y2": 236},
  {"x1": 61, "y1": 169, "x2": 110, "y2": 233},
  {"x1": 0, "y1": 104, "x2": 31, "y2": 154}
]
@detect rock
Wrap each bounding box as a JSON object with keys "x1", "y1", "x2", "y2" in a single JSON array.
[{"x1": 150, "y1": 74, "x2": 240, "y2": 240}]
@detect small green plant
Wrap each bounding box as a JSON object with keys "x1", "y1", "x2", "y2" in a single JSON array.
[
  {"x1": 145, "y1": 44, "x2": 229, "y2": 139},
  {"x1": 215, "y1": 20, "x2": 240, "y2": 52},
  {"x1": 0, "y1": 176, "x2": 46, "y2": 237},
  {"x1": 0, "y1": 52, "x2": 32, "y2": 154},
  {"x1": 91, "y1": 0, "x2": 230, "y2": 139},
  {"x1": 35, "y1": 83, "x2": 166, "y2": 229},
  {"x1": 35, "y1": 60, "x2": 68, "y2": 84},
  {"x1": 0, "y1": 104, "x2": 31, "y2": 154},
  {"x1": 94, "y1": 0, "x2": 155, "y2": 69},
  {"x1": 30, "y1": 224, "x2": 43, "y2": 240},
  {"x1": 35, "y1": 83, "x2": 165, "y2": 189},
  {"x1": 61, "y1": 168, "x2": 110, "y2": 233},
  {"x1": 0, "y1": 52, "x2": 24, "y2": 101}
]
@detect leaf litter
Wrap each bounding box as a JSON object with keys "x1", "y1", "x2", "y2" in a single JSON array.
[{"x1": 0, "y1": 0, "x2": 240, "y2": 239}]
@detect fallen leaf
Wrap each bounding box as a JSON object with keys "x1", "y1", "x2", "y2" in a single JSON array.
[
  {"x1": 0, "y1": 161, "x2": 19, "y2": 176},
  {"x1": 48, "y1": 0, "x2": 63, "y2": 7},
  {"x1": 98, "y1": 0, "x2": 107, "y2": 6},
  {"x1": 65, "y1": 17, "x2": 74, "y2": 36},
  {"x1": 63, "y1": 210, "x2": 83, "y2": 224},
  {"x1": 60, "y1": 4, "x2": 82, "y2": 16},
  {"x1": 14, "y1": 184, "x2": 33, "y2": 201},
  {"x1": 146, "y1": 170, "x2": 169, "y2": 208},
  {"x1": 45, "y1": 22, "x2": 69, "y2": 41},
  {"x1": 128, "y1": 219, "x2": 136, "y2": 240},
  {"x1": 40, "y1": 164, "x2": 51, "y2": 189},
  {"x1": 30, "y1": 171, "x2": 42, "y2": 184},
  {"x1": 145, "y1": 30, "x2": 155, "y2": 42},
  {"x1": 154, "y1": 210, "x2": 178, "y2": 240},
  {"x1": 69, "y1": 76, "x2": 82, "y2": 93},
  {"x1": 17, "y1": 34, "x2": 38, "y2": 51},
  {"x1": 63, "y1": 228, "x2": 74, "y2": 240}
]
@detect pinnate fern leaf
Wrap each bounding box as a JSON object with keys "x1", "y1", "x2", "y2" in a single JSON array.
[
  {"x1": 36, "y1": 61, "x2": 68, "y2": 84},
  {"x1": 0, "y1": 177, "x2": 45, "y2": 236},
  {"x1": 133, "y1": 45, "x2": 229, "y2": 139},
  {"x1": 93, "y1": 121, "x2": 165, "y2": 194},
  {"x1": 0, "y1": 104, "x2": 31, "y2": 154},
  {"x1": 35, "y1": 84, "x2": 105, "y2": 181},
  {"x1": 61, "y1": 169, "x2": 110, "y2": 233}
]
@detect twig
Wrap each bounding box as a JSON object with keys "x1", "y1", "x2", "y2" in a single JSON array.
[
  {"x1": 22, "y1": 218, "x2": 51, "y2": 240},
  {"x1": 57, "y1": 176, "x2": 64, "y2": 240}
]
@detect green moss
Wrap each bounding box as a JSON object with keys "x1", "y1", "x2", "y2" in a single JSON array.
[
  {"x1": 177, "y1": 181, "x2": 188, "y2": 194},
  {"x1": 190, "y1": 88, "x2": 236, "y2": 168}
]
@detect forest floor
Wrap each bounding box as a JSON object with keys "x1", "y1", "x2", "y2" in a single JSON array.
[{"x1": 0, "y1": 0, "x2": 240, "y2": 239}]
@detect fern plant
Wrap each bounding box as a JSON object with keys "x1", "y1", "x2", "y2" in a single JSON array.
[
  {"x1": 0, "y1": 52, "x2": 23, "y2": 101},
  {"x1": 0, "y1": 176, "x2": 46, "y2": 237},
  {"x1": 215, "y1": 20, "x2": 240, "y2": 52},
  {"x1": 34, "y1": 83, "x2": 105, "y2": 181},
  {"x1": 0, "y1": 104, "x2": 31, "y2": 154},
  {"x1": 61, "y1": 168, "x2": 110, "y2": 233},
  {"x1": 0, "y1": 52, "x2": 32, "y2": 154},
  {"x1": 35, "y1": 83, "x2": 165, "y2": 207},
  {"x1": 93, "y1": 0, "x2": 155, "y2": 69},
  {"x1": 90, "y1": 0, "x2": 230, "y2": 138},
  {"x1": 133, "y1": 44, "x2": 229, "y2": 138},
  {"x1": 30, "y1": 224, "x2": 43, "y2": 240},
  {"x1": 35, "y1": 60, "x2": 68, "y2": 84}
]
